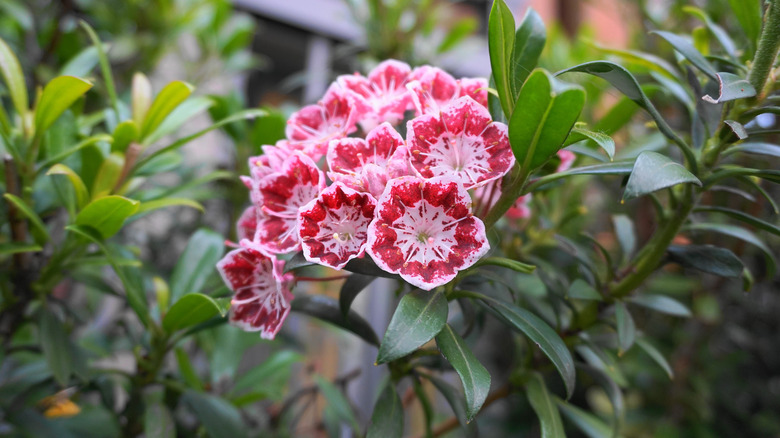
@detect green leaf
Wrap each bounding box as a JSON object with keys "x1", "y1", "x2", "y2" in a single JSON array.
[
  {"x1": 612, "y1": 215, "x2": 635, "y2": 263},
  {"x1": 701, "y1": 73, "x2": 756, "y2": 104},
  {"x1": 139, "y1": 81, "x2": 194, "y2": 140},
  {"x1": 435, "y1": 324, "x2": 491, "y2": 421},
  {"x1": 339, "y1": 273, "x2": 375, "y2": 317},
  {"x1": 666, "y1": 244, "x2": 745, "y2": 277},
  {"x1": 34, "y1": 76, "x2": 92, "y2": 135},
  {"x1": 79, "y1": 21, "x2": 119, "y2": 116},
  {"x1": 423, "y1": 373, "x2": 469, "y2": 427},
  {"x1": 163, "y1": 293, "x2": 229, "y2": 332},
  {"x1": 682, "y1": 6, "x2": 737, "y2": 57},
  {"x1": 577, "y1": 363, "x2": 624, "y2": 434},
  {"x1": 90, "y1": 152, "x2": 124, "y2": 199},
  {"x1": 175, "y1": 348, "x2": 204, "y2": 391},
  {"x1": 488, "y1": 0, "x2": 516, "y2": 117},
  {"x1": 526, "y1": 372, "x2": 566, "y2": 438},
  {"x1": 724, "y1": 120, "x2": 747, "y2": 139},
  {"x1": 614, "y1": 302, "x2": 635, "y2": 354},
  {"x1": 556, "y1": 398, "x2": 612, "y2": 438},
  {"x1": 367, "y1": 380, "x2": 403, "y2": 438},
  {"x1": 60, "y1": 46, "x2": 100, "y2": 77},
  {"x1": 39, "y1": 134, "x2": 112, "y2": 169},
  {"x1": 131, "y1": 73, "x2": 153, "y2": 127},
  {"x1": 636, "y1": 338, "x2": 673, "y2": 379},
  {"x1": 314, "y1": 375, "x2": 360, "y2": 433},
  {"x1": 685, "y1": 222, "x2": 776, "y2": 278},
  {"x1": 651, "y1": 31, "x2": 717, "y2": 80},
  {"x1": 377, "y1": 289, "x2": 448, "y2": 364},
  {"x1": 135, "y1": 198, "x2": 204, "y2": 215},
  {"x1": 232, "y1": 351, "x2": 302, "y2": 398},
  {"x1": 565, "y1": 127, "x2": 615, "y2": 160},
  {"x1": 437, "y1": 17, "x2": 478, "y2": 54},
  {"x1": 0, "y1": 36, "x2": 29, "y2": 118},
  {"x1": 474, "y1": 256, "x2": 536, "y2": 274},
  {"x1": 623, "y1": 151, "x2": 701, "y2": 200},
  {"x1": 727, "y1": 0, "x2": 762, "y2": 50},
  {"x1": 510, "y1": 69, "x2": 585, "y2": 172},
  {"x1": 111, "y1": 120, "x2": 138, "y2": 153},
  {"x1": 511, "y1": 8, "x2": 546, "y2": 96},
  {"x1": 724, "y1": 142, "x2": 780, "y2": 159},
  {"x1": 47, "y1": 164, "x2": 89, "y2": 210},
  {"x1": 182, "y1": 390, "x2": 247, "y2": 438},
  {"x1": 0, "y1": 242, "x2": 41, "y2": 258},
  {"x1": 567, "y1": 279, "x2": 602, "y2": 301},
  {"x1": 144, "y1": 398, "x2": 175, "y2": 438},
  {"x1": 478, "y1": 296, "x2": 575, "y2": 398},
  {"x1": 526, "y1": 161, "x2": 635, "y2": 191},
  {"x1": 629, "y1": 294, "x2": 691, "y2": 317},
  {"x1": 75, "y1": 195, "x2": 139, "y2": 239},
  {"x1": 291, "y1": 294, "x2": 379, "y2": 346},
  {"x1": 39, "y1": 307, "x2": 74, "y2": 386},
  {"x1": 66, "y1": 225, "x2": 149, "y2": 326},
  {"x1": 344, "y1": 255, "x2": 401, "y2": 279},
  {"x1": 694, "y1": 206, "x2": 780, "y2": 237},
  {"x1": 3, "y1": 193, "x2": 50, "y2": 245},
  {"x1": 592, "y1": 43, "x2": 681, "y2": 81},
  {"x1": 143, "y1": 96, "x2": 214, "y2": 145},
  {"x1": 169, "y1": 228, "x2": 225, "y2": 302}
]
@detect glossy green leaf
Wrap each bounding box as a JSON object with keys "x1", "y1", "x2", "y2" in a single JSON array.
[
  {"x1": 474, "y1": 256, "x2": 536, "y2": 273},
  {"x1": 685, "y1": 222, "x2": 776, "y2": 278},
  {"x1": 423, "y1": 373, "x2": 469, "y2": 427},
  {"x1": 46, "y1": 164, "x2": 89, "y2": 209},
  {"x1": 510, "y1": 69, "x2": 585, "y2": 172},
  {"x1": 91, "y1": 152, "x2": 124, "y2": 199},
  {"x1": 724, "y1": 142, "x2": 780, "y2": 158},
  {"x1": 651, "y1": 31, "x2": 717, "y2": 80},
  {"x1": 635, "y1": 338, "x2": 673, "y2": 379},
  {"x1": 695, "y1": 206, "x2": 780, "y2": 237},
  {"x1": 39, "y1": 134, "x2": 112, "y2": 169},
  {"x1": 163, "y1": 293, "x2": 229, "y2": 332},
  {"x1": 140, "y1": 81, "x2": 194, "y2": 140},
  {"x1": 526, "y1": 161, "x2": 634, "y2": 191},
  {"x1": 283, "y1": 251, "x2": 314, "y2": 273},
  {"x1": 144, "y1": 398, "x2": 175, "y2": 438},
  {"x1": 564, "y1": 127, "x2": 615, "y2": 160},
  {"x1": 39, "y1": 307, "x2": 74, "y2": 386},
  {"x1": 135, "y1": 198, "x2": 204, "y2": 215},
  {"x1": 488, "y1": 0, "x2": 516, "y2": 117},
  {"x1": 377, "y1": 289, "x2": 448, "y2": 364},
  {"x1": 666, "y1": 244, "x2": 745, "y2": 277},
  {"x1": 3, "y1": 193, "x2": 50, "y2": 244},
  {"x1": 629, "y1": 294, "x2": 691, "y2": 317},
  {"x1": 143, "y1": 96, "x2": 214, "y2": 146},
  {"x1": 34, "y1": 76, "x2": 92, "y2": 135},
  {"x1": 169, "y1": 228, "x2": 224, "y2": 302},
  {"x1": 0, "y1": 36, "x2": 28, "y2": 117},
  {"x1": 367, "y1": 380, "x2": 403, "y2": 438},
  {"x1": 435, "y1": 324, "x2": 491, "y2": 421},
  {"x1": 182, "y1": 390, "x2": 247, "y2": 438},
  {"x1": 175, "y1": 348, "x2": 204, "y2": 391},
  {"x1": 567, "y1": 279, "x2": 602, "y2": 301},
  {"x1": 614, "y1": 302, "x2": 635, "y2": 354},
  {"x1": 111, "y1": 120, "x2": 138, "y2": 153},
  {"x1": 724, "y1": 120, "x2": 747, "y2": 139},
  {"x1": 291, "y1": 294, "x2": 379, "y2": 346},
  {"x1": 702, "y1": 73, "x2": 756, "y2": 104},
  {"x1": 612, "y1": 215, "x2": 635, "y2": 263},
  {"x1": 75, "y1": 195, "x2": 140, "y2": 239},
  {"x1": 314, "y1": 375, "x2": 360, "y2": 433},
  {"x1": 511, "y1": 8, "x2": 546, "y2": 96},
  {"x1": 526, "y1": 372, "x2": 566, "y2": 438},
  {"x1": 344, "y1": 255, "x2": 400, "y2": 279},
  {"x1": 79, "y1": 21, "x2": 119, "y2": 115},
  {"x1": 576, "y1": 344, "x2": 628, "y2": 387},
  {"x1": 60, "y1": 46, "x2": 100, "y2": 77},
  {"x1": 339, "y1": 273, "x2": 375, "y2": 317},
  {"x1": 623, "y1": 151, "x2": 701, "y2": 200},
  {"x1": 232, "y1": 350, "x2": 302, "y2": 397},
  {"x1": 556, "y1": 398, "x2": 612, "y2": 438},
  {"x1": 593, "y1": 43, "x2": 680, "y2": 80},
  {"x1": 131, "y1": 72, "x2": 152, "y2": 127},
  {"x1": 682, "y1": 6, "x2": 737, "y2": 57},
  {"x1": 0, "y1": 242, "x2": 41, "y2": 258},
  {"x1": 727, "y1": 0, "x2": 762, "y2": 50}
]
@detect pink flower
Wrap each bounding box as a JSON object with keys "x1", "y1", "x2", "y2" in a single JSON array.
[
  {"x1": 457, "y1": 77, "x2": 488, "y2": 109},
  {"x1": 216, "y1": 245, "x2": 294, "y2": 339},
  {"x1": 237, "y1": 206, "x2": 258, "y2": 241},
  {"x1": 286, "y1": 84, "x2": 357, "y2": 160},
  {"x1": 407, "y1": 96, "x2": 515, "y2": 189},
  {"x1": 556, "y1": 149, "x2": 576, "y2": 173},
  {"x1": 338, "y1": 60, "x2": 413, "y2": 131},
  {"x1": 507, "y1": 193, "x2": 532, "y2": 219},
  {"x1": 298, "y1": 183, "x2": 377, "y2": 270},
  {"x1": 327, "y1": 122, "x2": 412, "y2": 197},
  {"x1": 248, "y1": 142, "x2": 293, "y2": 181},
  {"x1": 252, "y1": 152, "x2": 325, "y2": 255},
  {"x1": 406, "y1": 66, "x2": 460, "y2": 115},
  {"x1": 366, "y1": 175, "x2": 489, "y2": 290}
]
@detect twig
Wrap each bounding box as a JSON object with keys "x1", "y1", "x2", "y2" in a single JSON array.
[{"x1": 411, "y1": 384, "x2": 512, "y2": 438}]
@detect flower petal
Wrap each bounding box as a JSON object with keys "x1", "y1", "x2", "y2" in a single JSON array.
[
  {"x1": 339, "y1": 60, "x2": 413, "y2": 131},
  {"x1": 285, "y1": 84, "x2": 357, "y2": 160},
  {"x1": 457, "y1": 77, "x2": 488, "y2": 109},
  {"x1": 407, "y1": 66, "x2": 460, "y2": 115}
]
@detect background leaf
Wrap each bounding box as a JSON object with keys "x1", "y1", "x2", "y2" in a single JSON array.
[
  {"x1": 182, "y1": 390, "x2": 247, "y2": 438},
  {"x1": 34, "y1": 76, "x2": 92, "y2": 135},
  {"x1": 526, "y1": 372, "x2": 566, "y2": 438},
  {"x1": 435, "y1": 324, "x2": 491, "y2": 421},
  {"x1": 377, "y1": 289, "x2": 448, "y2": 364},
  {"x1": 623, "y1": 151, "x2": 701, "y2": 200},
  {"x1": 666, "y1": 244, "x2": 744, "y2": 277},
  {"x1": 169, "y1": 228, "x2": 224, "y2": 302},
  {"x1": 367, "y1": 380, "x2": 403, "y2": 438},
  {"x1": 163, "y1": 293, "x2": 228, "y2": 332},
  {"x1": 75, "y1": 196, "x2": 140, "y2": 239}
]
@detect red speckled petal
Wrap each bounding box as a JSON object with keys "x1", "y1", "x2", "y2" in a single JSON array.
[
  {"x1": 339, "y1": 60, "x2": 413, "y2": 131},
  {"x1": 366, "y1": 175, "x2": 489, "y2": 290},
  {"x1": 407, "y1": 66, "x2": 459, "y2": 115},
  {"x1": 457, "y1": 77, "x2": 489, "y2": 109},
  {"x1": 237, "y1": 206, "x2": 258, "y2": 241},
  {"x1": 298, "y1": 183, "x2": 377, "y2": 270},
  {"x1": 285, "y1": 84, "x2": 357, "y2": 159}
]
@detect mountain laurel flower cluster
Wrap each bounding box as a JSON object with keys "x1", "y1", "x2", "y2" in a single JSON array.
[{"x1": 217, "y1": 60, "x2": 520, "y2": 338}]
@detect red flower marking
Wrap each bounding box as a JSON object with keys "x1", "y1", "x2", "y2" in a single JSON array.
[
  {"x1": 338, "y1": 59, "x2": 413, "y2": 131},
  {"x1": 406, "y1": 96, "x2": 514, "y2": 189},
  {"x1": 237, "y1": 206, "x2": 258, "y2": 241},
  {"x1": 366, "y1": 176, "x2": 489, "y2": 290},
  {"x1": 406, "y1": 66, "x2": 460, "y2": 116},
  {"x1": 216, "y1": 245, "x2": 294, "y2": 339},
  {"x1": 286, "y1": 84, "x2": 357, "y2": 160},
  {"x1": 298, "y1": 183, "x2": 377, "y2": 270},
  {"x1": 457, "y1": 77, "x2": 488, "y2": 109}
]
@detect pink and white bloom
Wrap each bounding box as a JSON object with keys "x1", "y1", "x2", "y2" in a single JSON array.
[
  {"x1": 366, "y1": 176, "x2": 489, "y2": 290},
  {"x1": 407, "y1": 66, "x2": 460, "y2": 115},
  {"x1": 298, "y1": 183, "x2": 377, "y2": 270},
  {"x1": 252, "y1": 153, "x2": 325, "y2": 255},
  {"x1": 248, "y1": 142, "x2": 294, "y2": 181},
  {"x1": 327, "y1": 122, "x2": 413, "y2": 197},
  {"x1": 556, "y1": 149, "x2": 576, "y2": 173},
  {"x1": 237, "y1": 206, "x2": 258, "y2": 241},
  {"x1": 407, "y1": 96, "x2": 514, "y2": 189},
  {"x1": 457, "y1": 77, "x2": 488, "y2": 109},
  {"x1": 338, "y1": 60, "x2": 413, "y2": 131},
  {"x1": 217, "y1": 245, "x2": 294, "y2": 339},
  {"x1": 286, "y1": 84, "x2": 357, "y2": 160},
  {"x1": 507, "y1": 194, "x2": 532, "y2": 219}
]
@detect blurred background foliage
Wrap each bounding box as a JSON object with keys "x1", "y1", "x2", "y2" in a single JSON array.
[{"x1": 0, "y1": 0, "x2": 778, "y2": 437}]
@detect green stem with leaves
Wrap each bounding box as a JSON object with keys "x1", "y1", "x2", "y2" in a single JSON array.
[{"x1": 748, "y1": 0, "x2": 780, "y2": 99}]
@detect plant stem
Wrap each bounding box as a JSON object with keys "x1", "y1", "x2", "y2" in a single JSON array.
[
  {"x1": 748, "y1": 0, "x2": 780, "y2": 100},
  {"x1": 483, "y1": 167, "x2": 527, "y2": 230}
]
